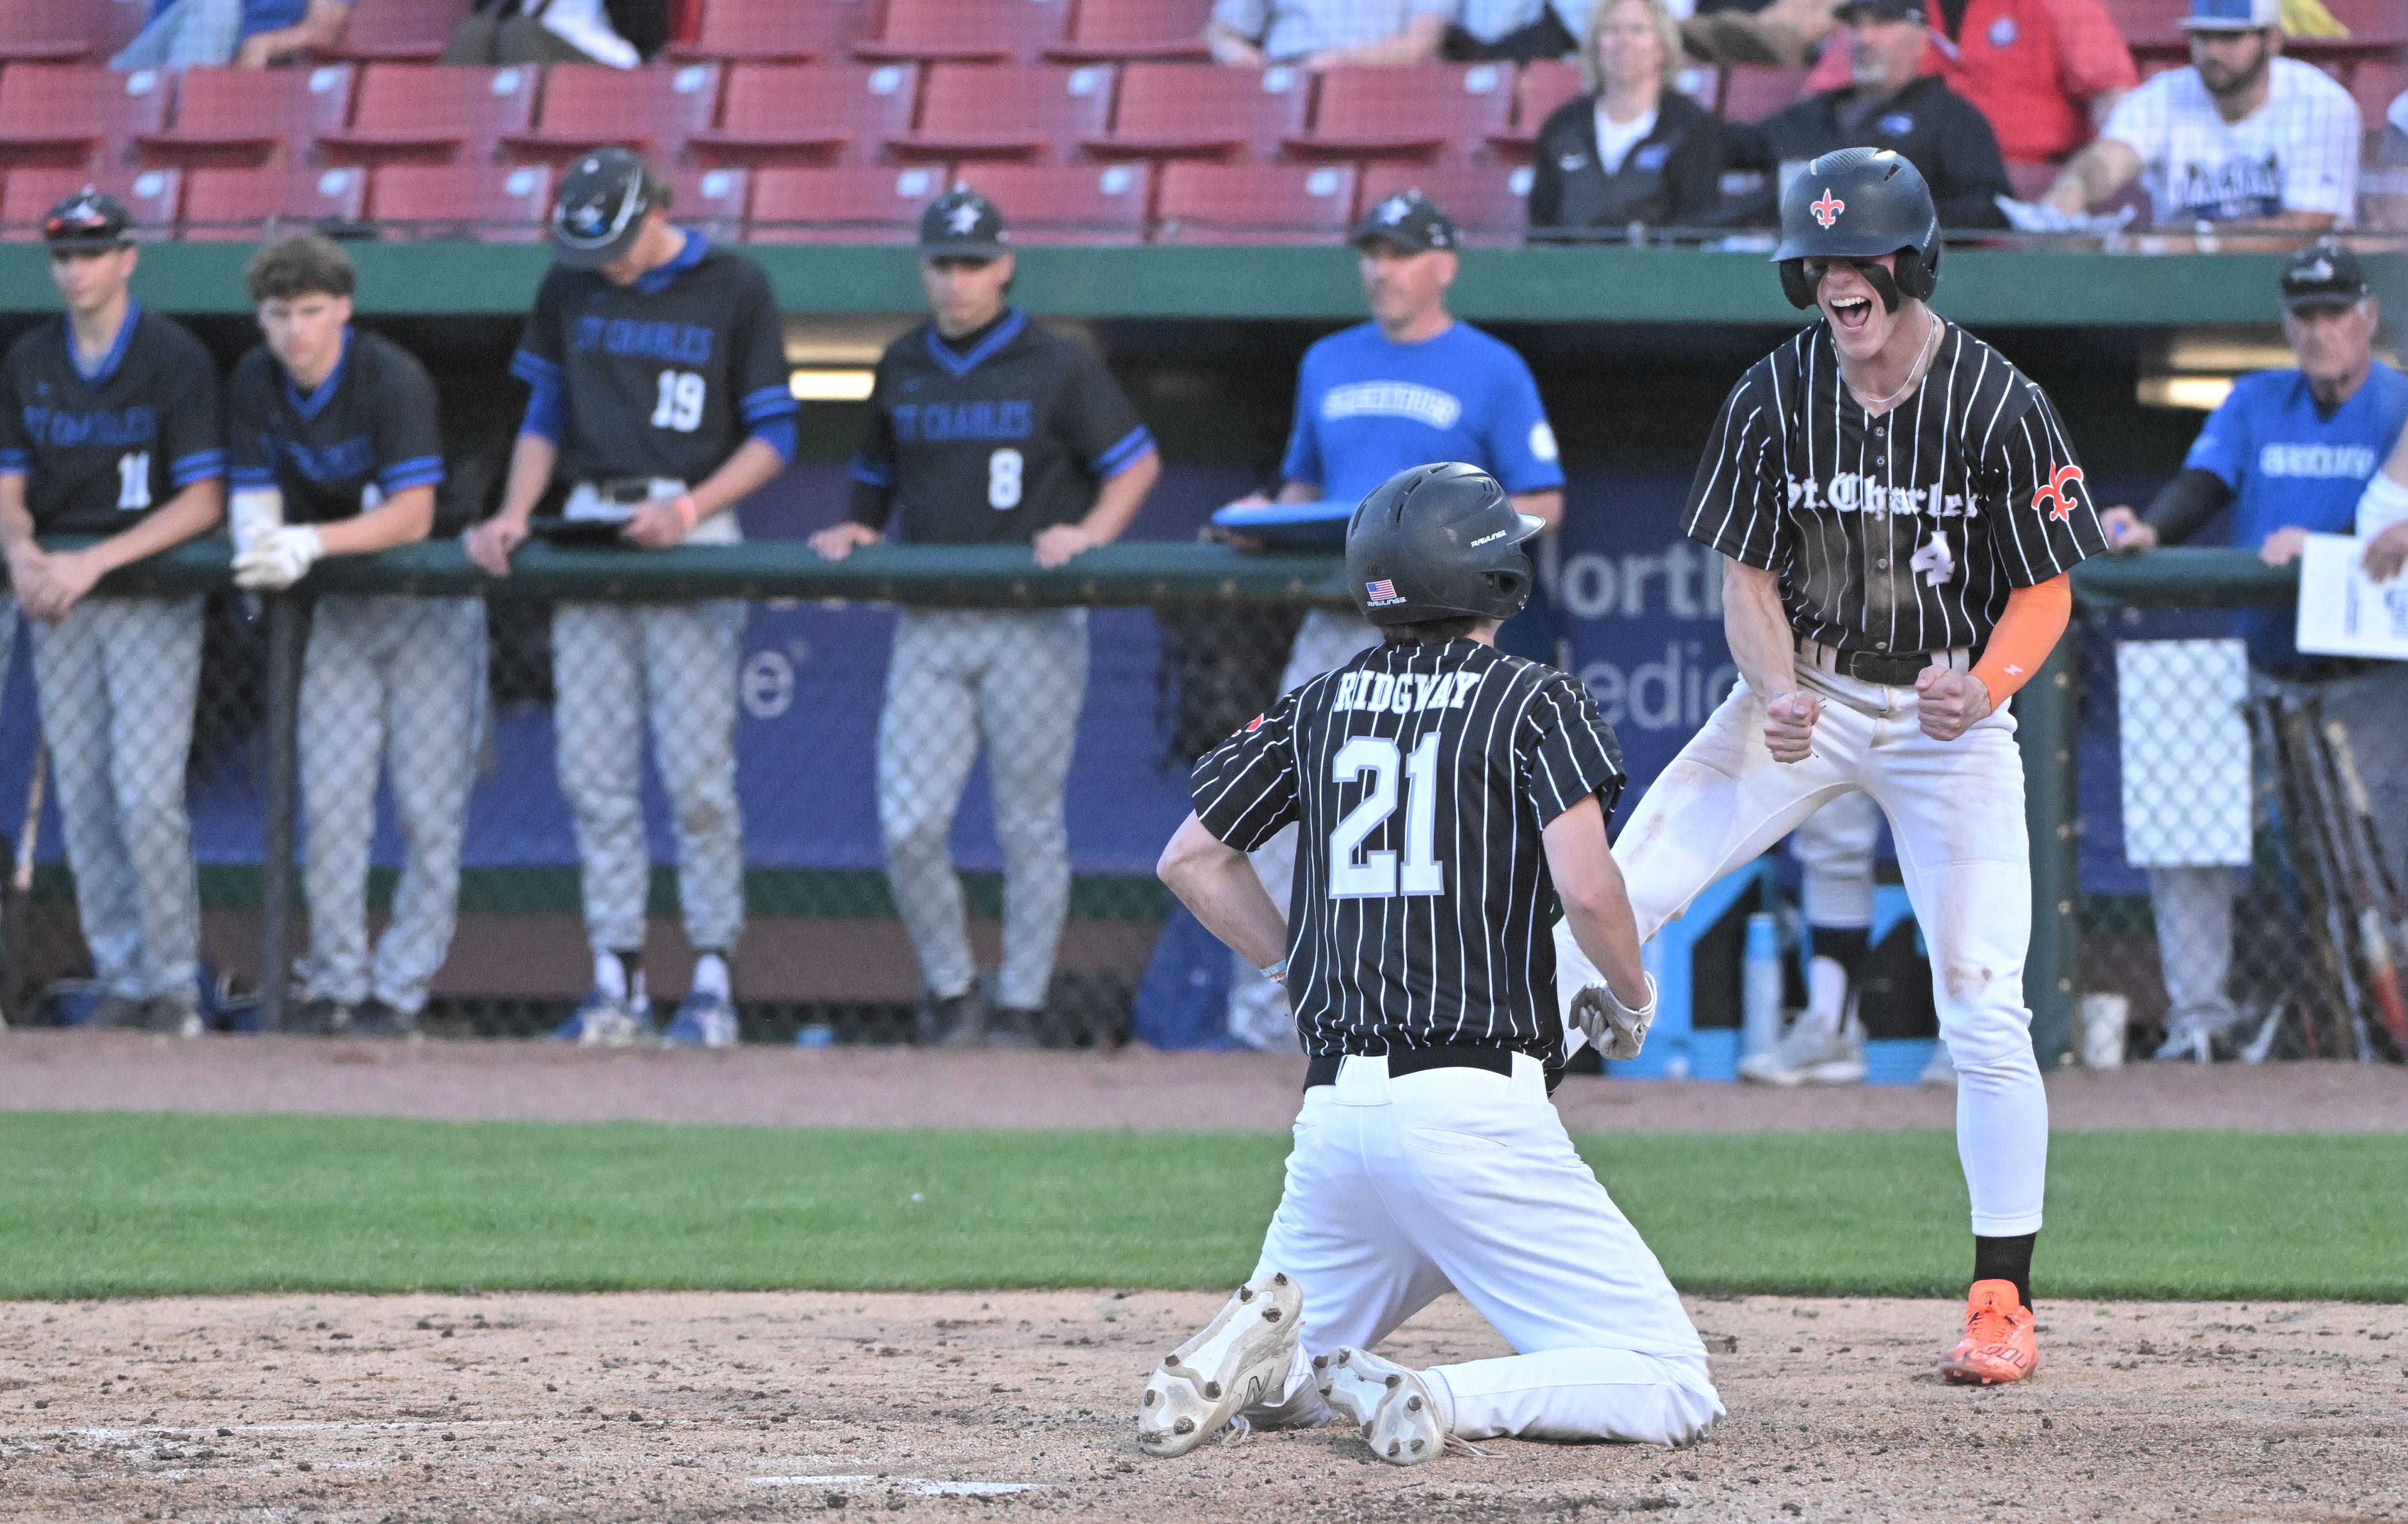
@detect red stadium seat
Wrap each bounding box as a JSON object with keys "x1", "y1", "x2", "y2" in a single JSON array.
[
  {"x1": 1716, "y1": 65, "x2": 1809, "y2": 122},
  {"x1": 317, "y1": 64, "x2": 539, "y2": 166},
  {"x1": 2351, "y1": 60, "x2": 2406, "y2": 126},
  {"x1": 501, "y1": 62, "x2": 723, "y2": 164},
  {"x1": 665, "y1": 164, "x2": 752, "y2": 234},
  {"x1": 887, "y1": 64, "x2": 1115, "y2": 165},
  {"x1": 0, "y1": 165, "x2": 180, "y2": 241},
  {"x1": 669, "y1": 0, "x2": 880, "y2": 62},
  {"x1": 1291, "y1": 64, "x2": 1515, "y2": 163},
  {"x1": 2323, "y1": 0, "x2": 2407, "y2": 46},
  {"x1": 135, "y1": 63, "x2": 355, "y2": 171},
  {"x1": 1155, "y1": 161, "x2": 1358, "y2": 242},
  {"x1": 856, "y1": 0, "x2": 1072, "y2": 64},
  {"x1": 0, "y1": 0, "x2": 112, "y2": 63},
  {"x1": 747, "y1": 163, "x2": 946, "y2": 242},
  {"x1": 313, "y1": 0, "x2": 473, "y2": 60},
  {"x1": 950, "y1": 161, "x2": 1150, "y2": 242},
  {"x1": 180, "y1": 165, "x2": 368, "y2": 240},
  {"x1": 1359, "y1": 161, "x2": 1533, "y2": 247},
  {"x1": 1488, "y1": 60, "x2": 1583, "y2": 161},
  {"x1": 1047, "y1": 0, "x2": 1213, "y2": 61},
  {"x1": 688, "y1": 63, "x2": 919, "y2": 169},
  {"x1": 0, "y1": 65, "x2": 171, "y2": 172},
  {"x1": 1092, "y1": 61, "x2": 1310, "y2": 162},
  {"x1": 370, "y1": 162, "x2": 552, "y2": 239}
]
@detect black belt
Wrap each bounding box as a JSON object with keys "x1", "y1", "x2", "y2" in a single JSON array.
[
  {"x1": 1818, "y1": 646, "x2": 1939, "y2": 687},
  {"x1": 1305, "y1": 1045, "x2": 1556, "y2": 1093},
  {"x1": 593, "y1": 477, "x2": 664, "y2": 504}
]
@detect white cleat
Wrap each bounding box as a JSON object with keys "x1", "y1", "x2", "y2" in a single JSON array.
[
  {"x1": 1137, "y1": 1272, "x2": 1301, "y2": 1458},
  {"x1": 1738, "y1": 1018, "x2": 1866, "y2": 1087},
  {"x1": 1919, "y1": 1038, "x2": 1957, "y2": 1086},
  {"x1": 1315, "y1": 1346, "x2": 1446, "y2": 1466}
]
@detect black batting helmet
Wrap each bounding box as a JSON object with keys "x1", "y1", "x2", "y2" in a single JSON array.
[
  {"x1": 1773, "y1": 147, "x2": 1940, "y2": 312},
  {"x1": 44, "y1": 187, "x2": 133, "y2": 253},
  {"x1": 1345, "y1": 462, "x2": 1543, "y2": 627},
  {"x1": 551, "y1": 147, "x2": 666, "y2": 270}
]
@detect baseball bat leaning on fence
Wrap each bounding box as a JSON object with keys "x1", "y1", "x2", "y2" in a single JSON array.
[
  {"x1": 0, "y1": 746, "x2": 47, "y2": 1029},
  {"x1": 2308, "y1": 711, "x2": 2408, "y2": 1056},
  {"x1": 2273, "y1": 699, "x2": 2369, "y2": 1060},
  {"x1": 2322, "y1": 718, "x2": 2408, "y2": 927},
  {"x1": 2249, "y1": 698, "x2": 2344, "y2": 1057}
]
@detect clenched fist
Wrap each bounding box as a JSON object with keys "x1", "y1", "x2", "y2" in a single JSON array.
[
  {"x1": 1915, "y1": 666, "x2": 1992, "y2": 742},
  {"x1": 1764, "y1": 690, "x2": 1823, "y2": 764}
]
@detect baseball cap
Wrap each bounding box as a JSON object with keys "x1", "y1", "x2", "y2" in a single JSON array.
[
  {"x1": 1833, "y1": 0, "x2": 1928, "y2": 23},
  {"x1": 551, "y1": 147, "x2": 659, "y2": 270},
  {"x1": 919, "y1": 188, "x2": 1010, "y2": 260},
  {"x1": 43, "y1": 187, "x2": 133, "y2": 253},
  {"x1": 2180, "y1": 0, "x2": 2279, "y2": 32},
  {"x1": 2280, "y1": 239, "x2": 2369, "y2": 310},
  {"x1": 1350, "y1": 190, "x2": 1458, "y2": 254}
]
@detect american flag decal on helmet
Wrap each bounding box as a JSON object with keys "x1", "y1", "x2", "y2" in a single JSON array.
[{"x1": 1365, "y1": 578, "x2": 1403, "y2": 606}]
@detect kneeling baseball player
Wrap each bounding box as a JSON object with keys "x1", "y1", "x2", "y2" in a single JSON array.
[
  {"x1": 1139, "y1": 463, "x2": 1723, "y2": 1465},
  {"x1": 1559, "y1": 148, "x2": 2107, "y2": 1385}
]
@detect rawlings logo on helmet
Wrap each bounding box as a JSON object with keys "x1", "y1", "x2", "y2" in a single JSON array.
[{"x1": 1810, "y1": 189, "x2": 1845, "y2": 228}]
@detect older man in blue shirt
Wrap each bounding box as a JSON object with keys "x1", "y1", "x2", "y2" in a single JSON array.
[
  {"x1": 115, "y1": 0, "x2": 350, "y2": 70},
  {"x1": 2102, "y1": 240, "x2": 2408, "y2": 1060}
]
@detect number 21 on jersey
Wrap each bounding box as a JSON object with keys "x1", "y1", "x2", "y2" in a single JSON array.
[{"x1": 1329, "y1": 734, "x2": 1444, "y2": 898}]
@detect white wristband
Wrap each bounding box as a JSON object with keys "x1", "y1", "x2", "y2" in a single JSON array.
[
  {"x1": 1259, "y1": 959, "x2": 1287, "y2": 985},
  {"x1": 2357, "y1": 471, "x2": 2408, "y2": 539}
]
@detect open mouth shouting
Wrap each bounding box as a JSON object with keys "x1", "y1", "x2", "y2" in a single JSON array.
[{"x1": 1828, "y1": 292, "x2": 1877, "y2": 333}]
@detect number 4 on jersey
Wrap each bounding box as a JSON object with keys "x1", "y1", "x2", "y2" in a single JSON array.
[{"x1": 1329, "y1": 733, "x2": 1444, "y2": 898}]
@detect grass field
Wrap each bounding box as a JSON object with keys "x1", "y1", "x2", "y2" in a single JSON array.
[{"x1": 3, "y1": 1112, "x2": 2402, "y2": 1302}]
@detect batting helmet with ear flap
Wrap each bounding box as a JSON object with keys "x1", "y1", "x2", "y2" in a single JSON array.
[
  {"x1": 1345, "y1": 462, "x2": 1544, "y2": 627},
  {"x1": 1772, "y1": 147, "x2": 1941, "y2": 313}
]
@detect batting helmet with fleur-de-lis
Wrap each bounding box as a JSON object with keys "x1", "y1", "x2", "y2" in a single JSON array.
[{"x1": 1772, "y1": 147, "x2": 1940, "y2": 313}]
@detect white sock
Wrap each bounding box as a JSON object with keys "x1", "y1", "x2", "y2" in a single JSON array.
[
  {"x1": 1802, "y1": 956, "x2": 1850, "y2": 1035},
  {"x1": 1421, "y1": 1366, "x2": 1458, "y2": 1432},
  {"x1": 593, "y1": 952, "x2": 624, "y2": 1001},
  {"x1": 691, "y1": 952, "x2": 730, "y2": 1001}
]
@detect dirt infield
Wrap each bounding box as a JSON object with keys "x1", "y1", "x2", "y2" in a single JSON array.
[
  {"x1": 3, "y1": 1288, "x2": 2403, "y2": 1523},
  {"x1": 0, "y1": 1030, "x2": 2401, "y2": 1132}
]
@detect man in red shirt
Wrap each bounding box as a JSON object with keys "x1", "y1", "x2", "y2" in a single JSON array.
[{"x1": 1799, "y1": 0, "x2": 2137, "y2": 169}]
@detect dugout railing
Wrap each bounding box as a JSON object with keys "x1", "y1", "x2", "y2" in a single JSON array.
[{"x1": 1, "y1": 539, "x2": 2360, "y2": 1068}]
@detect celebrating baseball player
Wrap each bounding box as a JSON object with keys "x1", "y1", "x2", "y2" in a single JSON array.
[
  {"x1": 1140, "y1": 462, "x2": 1721, "y2": 1466},
  {"x1": 1560, "y1": 148, "x2": 2108, "y2": 1385},
  {"x1": 466, "y1": 148, "x2": 796, "y2": 1048},
  {"x1": 0, "y1": 190, "x2": 223, "y2": 1037},
  {"x1": 810, "y1": 190, "x2": 1160, "y2": 1048},
  {"x1": 225, "y1": 233, "x2": 467, "y2": 1040}
]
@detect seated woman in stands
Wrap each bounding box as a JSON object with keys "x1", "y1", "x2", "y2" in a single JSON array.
[{"x1": 1525, "y1": 0, "x2": 1724, "y2": 239}]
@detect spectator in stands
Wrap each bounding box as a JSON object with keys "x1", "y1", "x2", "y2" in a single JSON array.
[
  {"x1": 2098, "y1": 242, "x2": 2407, "y2": 1061},
  {"x1": 1796, "y1": 0, "x2": 2136, "y2": 170},
  {"x1": 1680, "y1": 0, "x2": 1840, "y2": 66},
  {"x1": 1449, "y1": 0, "x2": 1582, "y2": 60},
  {"x1": 2042, "y1": 0, "x2": 2360, "y2": 228},
  {"x1": 1724, "y1": 0, "x2": 2013, "y2": 228},
  {"x1": 113, "y1": 0, "x2": 352, "y2": 70},
  {"x1": 442, "y1": 0, "x2": 669, "y2": 68},
  {"x1": 1528, "y1": 0, "x2": 1724, "y2": 234},
  {"x1": 1206, "y1": 0, "x2": 1454, "y2": 66}
]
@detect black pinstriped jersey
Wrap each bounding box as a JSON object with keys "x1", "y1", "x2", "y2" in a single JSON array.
[
  {"x1": 1685, "y1": 318, "x2": 2108, "y2": 656},
  {"x1": 0, "y1": 303, "x2": 223, "y2": 535},
  {"x1": 1192, "y1": 638, "x2": 1625, "y2": 1062}
]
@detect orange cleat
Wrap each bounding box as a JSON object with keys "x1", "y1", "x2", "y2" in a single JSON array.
[{"x1": 1939, "y1": 1279, "x2": 2039, "y2": 1385}]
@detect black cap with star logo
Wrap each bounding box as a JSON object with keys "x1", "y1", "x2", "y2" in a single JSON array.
[
  {"x1": 1348, "y1": 190, "x2": 1457, "y2": 254},
  {"x1": 551, "y1": 146, "x2": 662, "y2": 270},
  {"x1": 2279, "y1": 239, "x2": 2368, "y2": 312},
  {"x1": 43, "y1": 187, "x2": 134, "y2": 253},
  {"x1": 918, "y1": 187, "x2": 1010, "y2": 260}
]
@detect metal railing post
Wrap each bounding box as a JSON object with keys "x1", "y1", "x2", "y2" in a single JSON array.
[
  {"x1": 257, "y1": 592, "x2": 306, "y2": 1034},
  {"x1": 2018, "y1": 636, "x2": 2079, "y2": 1068}
]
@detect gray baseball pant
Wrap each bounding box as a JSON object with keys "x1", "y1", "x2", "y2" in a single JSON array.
[
  {"x1": 297, "y1": 594, "x2": 487, "y2": 1015},
  {"x1": 553, "y1": 600, "x2": 747, "y2": 957},
  {"x1": 29, "y1": 595, "x2": 203, "y2": 1002},
  {"x1": 2147, "y1": 663, "x2": 2408, "y2": 1037},
  {"x1": 877, "y1": 607, "x2": 1088, "y2": 1012}
]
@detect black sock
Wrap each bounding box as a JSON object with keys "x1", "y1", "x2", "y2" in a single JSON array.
[
  {"x1": 613, "y1": 949, "x2": 643, "y2": 994},
  {"x1": 1809, "y1": 924, "x2": 1872, "y2": 986},
  {"x1": 1973, "y1": 1233, "x2": 2037, "y2": 1312}
]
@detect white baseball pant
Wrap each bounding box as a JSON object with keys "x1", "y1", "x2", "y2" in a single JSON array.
[
  {"x1": 1228, "y1": 608, "x2": 1384, "y2": 1048},
  {"x1": 553, "y1": 599, "x2": 747, "y2": 957},
  {"x1": 1563, "y1": 665, "x2": 2049, "y2": 1237},
  {"x1": 1239, "y1": 1054, "x2": 1721, "y2": 1445},
  {"x1": 876, "y1": 607, "x2": 1088, "y2": 1012},
  {"x1": 1789, "y1": 789, "x2": 1883, "y2": 929},
  {"x1": 296, "y1": 594, "x2": 487, "y2": 1015},
  {"x1": 28, "y1": 595, "x2": 202, "y2": 1003}
]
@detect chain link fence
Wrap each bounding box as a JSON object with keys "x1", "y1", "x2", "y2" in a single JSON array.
[{"x1": 0, "y1": 543, "x2": 1329, "y2": 1049}]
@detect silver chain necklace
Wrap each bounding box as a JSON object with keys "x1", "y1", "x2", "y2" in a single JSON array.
[{"x1": 1850, "y1": 310, "x2": 1939, "y2": 415}]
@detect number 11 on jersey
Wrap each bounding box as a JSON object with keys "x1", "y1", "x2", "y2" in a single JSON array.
[{"x1": 1329, "y1": 733, "x2": 1444, "y2": 898}]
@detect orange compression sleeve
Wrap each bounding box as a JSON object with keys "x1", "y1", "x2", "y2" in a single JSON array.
[{"x1": 1971, "y1": 573, "x2": 2072, "y2": 704}]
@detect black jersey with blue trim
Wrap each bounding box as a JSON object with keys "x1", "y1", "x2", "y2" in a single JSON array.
[
  {"x1": 846, "y1": 309, "x2": 1154, "y2": 544},
  {"x1": 0, "y1": 301, "x2": 223, "y2": 536},
  {"x1": 227, "y1": 327, "x2": 446, "y2": 527},
  {"x1": 510, "y1": 232, "x2": 795, "y2": 487}
]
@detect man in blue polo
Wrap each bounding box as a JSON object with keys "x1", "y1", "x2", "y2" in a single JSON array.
[
  {"x1": 1222, "y1": 189, "x2": 1565, "y2": 1046},
  {"x1": 2101, "y1": 239, "x2": 2408, "y2": 1060}
]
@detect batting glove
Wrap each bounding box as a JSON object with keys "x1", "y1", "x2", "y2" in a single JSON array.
[
  {"x1": 232, "y1": 525, "x2": 324, "y2": 591},
  {"x1": 1568, "y1": 972, "x2": 1658, "y2": 1062}
]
